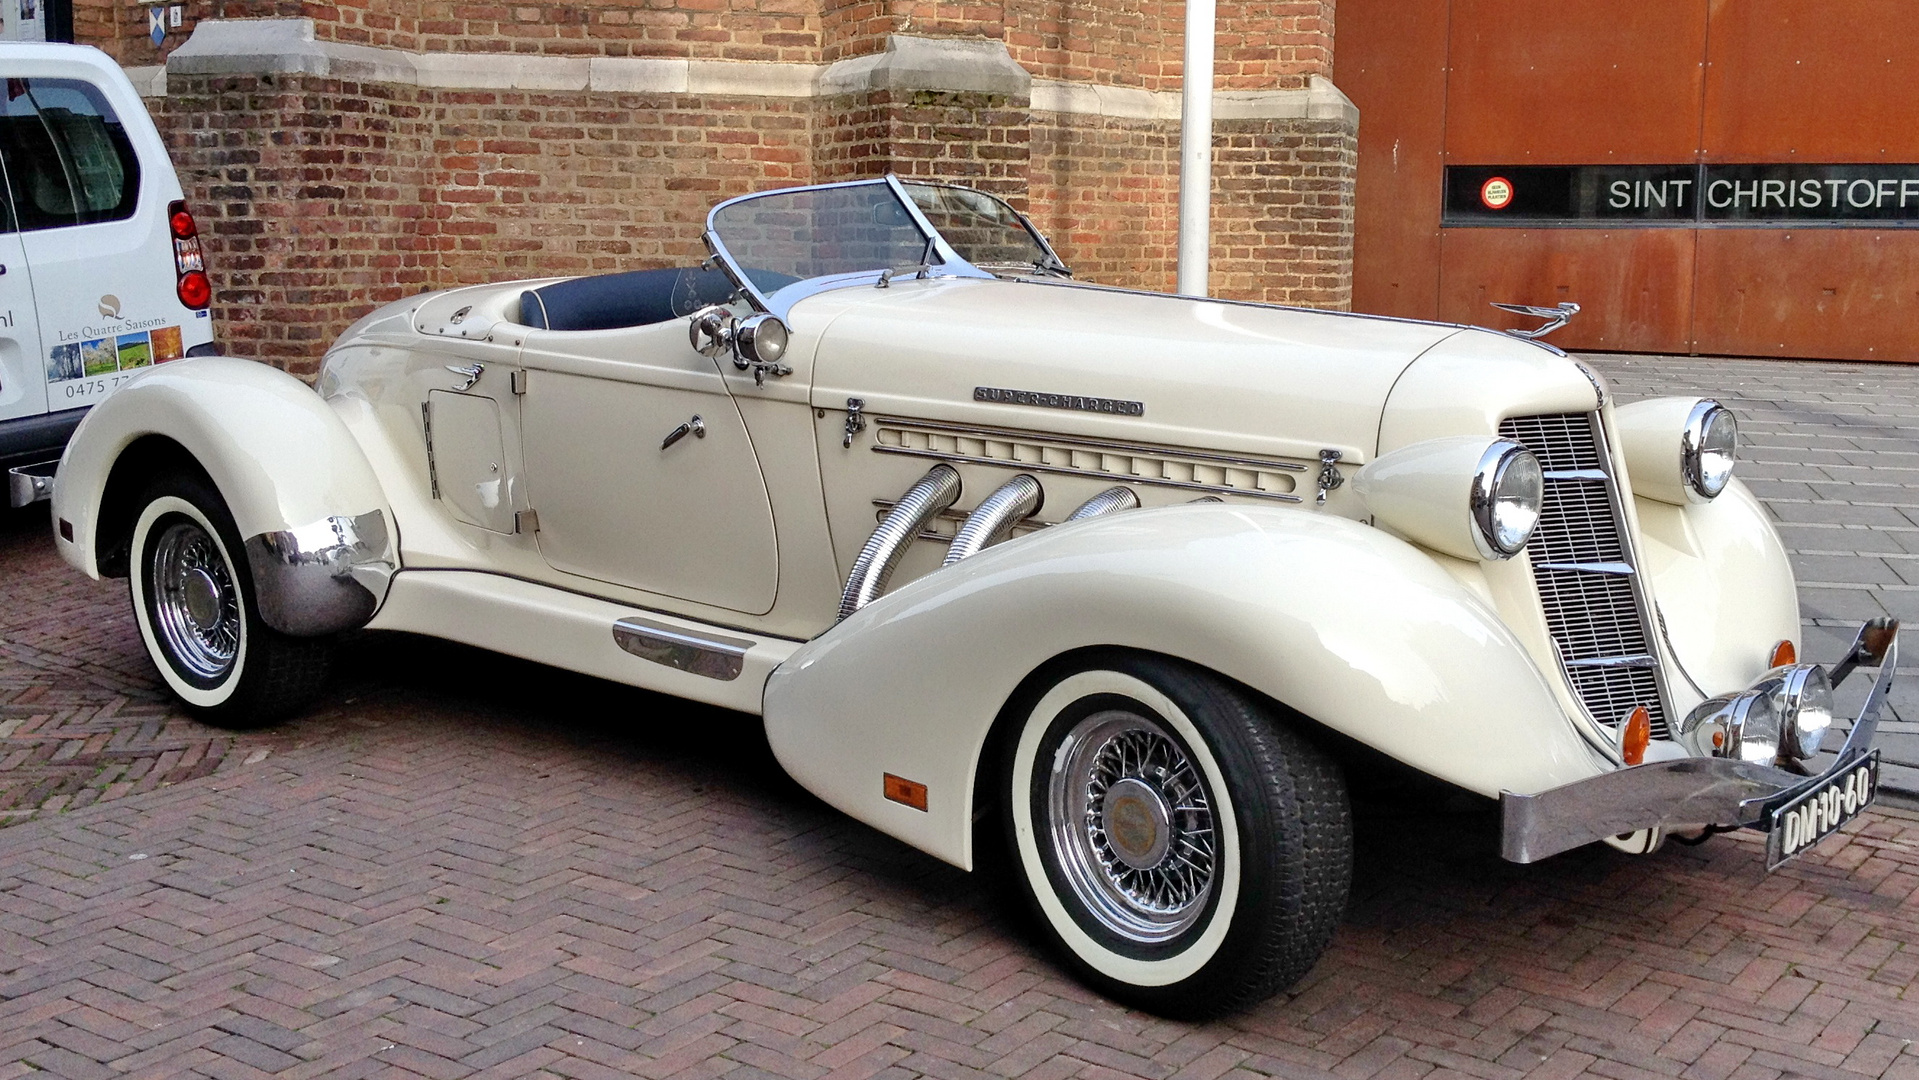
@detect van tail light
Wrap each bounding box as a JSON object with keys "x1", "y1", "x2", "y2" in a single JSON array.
[{"x1": 168, "y1": 199, "x2": 210, "y2": 310}]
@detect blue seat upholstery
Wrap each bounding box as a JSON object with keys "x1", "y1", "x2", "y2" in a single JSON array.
[{"x1": 519, "y1": 266, "x2": 736, "y2": 331}]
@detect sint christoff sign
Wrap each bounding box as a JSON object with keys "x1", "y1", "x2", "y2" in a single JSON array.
[{"x1": 1445, "y1": 164, "x2": 1919, "y2": 225}]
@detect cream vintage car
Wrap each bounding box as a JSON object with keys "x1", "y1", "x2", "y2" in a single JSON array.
[{"x1": 48, "y1": 176, "x2": 1900, "y2": 1017}]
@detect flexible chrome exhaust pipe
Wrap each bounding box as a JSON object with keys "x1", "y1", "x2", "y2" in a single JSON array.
[
  {"x1": 944, "y1": 474, "x2": 1043, "y2": 567},
  {"x1": 1065, "y1": 485, "x2": 1139, "y2": 522},
  {"x1": 838, "y1": 464, "x2": 962, "y2": 620}
]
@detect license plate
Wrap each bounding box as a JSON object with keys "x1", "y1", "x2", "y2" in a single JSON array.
[{"x1": 1767, "y1": 751, "x2": 1879, "y2": 870}]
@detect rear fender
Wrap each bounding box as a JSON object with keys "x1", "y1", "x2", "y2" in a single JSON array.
[
  {"x1": 762, "y1": 503, "x2": 1611, "y2": 868},
  {"x1": 53, "y1": 358, "x2": 395, "y2": 635}
]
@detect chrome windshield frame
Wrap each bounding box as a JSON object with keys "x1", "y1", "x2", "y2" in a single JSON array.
[
  {"x1": 896, "y1": 178, "x2": 1073, "y2": 277},
  {"x1": 700, "y1": 175, "x2": 995, "y2": 322}
]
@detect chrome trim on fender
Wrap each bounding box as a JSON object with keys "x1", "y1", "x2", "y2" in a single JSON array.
[
  {"x1": 1500, "y1": 618, "x2": 1898, "y2": 864},
  {"x1": 872, "y1": 415, "x2": 1305, "y2": 503},
  {"x1": 243, "y1": 509, "x2": 397, "y2": 637},
  {"x1": 612, "y1": 616, "x2": 753, "y2": 681}
]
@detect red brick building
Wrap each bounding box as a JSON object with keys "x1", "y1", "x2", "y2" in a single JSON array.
[{"x1": 63, "y1": 0, "x2": 1353, "y2": 375}]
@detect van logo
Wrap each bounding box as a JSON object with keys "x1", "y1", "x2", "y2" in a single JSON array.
[{"x1": 97, "y1": 295, "x2": 123, "y2": 319}]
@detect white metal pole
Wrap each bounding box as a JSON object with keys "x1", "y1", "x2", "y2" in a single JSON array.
[{"x1": 1176, "y1": 0, "x2": 1215, "y2": 297}]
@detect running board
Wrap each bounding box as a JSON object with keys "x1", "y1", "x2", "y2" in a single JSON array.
[{"x1": 368, "y1": 569, "x2": 800, "y2": 714}]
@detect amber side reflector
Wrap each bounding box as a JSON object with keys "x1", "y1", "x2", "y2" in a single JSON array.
[
  {"x1": 1621, "y1": 706, "x2": 1651, "y2": 766},
  {"x1": 1769, "y1": 640, "x2": 1797, "y2": 668},
  {"x1": 58, "y1": 518, "x2": 73, "y2": 541},
  {"x1": 883, "y1": 773, "x2": 928, "y2": 812}
]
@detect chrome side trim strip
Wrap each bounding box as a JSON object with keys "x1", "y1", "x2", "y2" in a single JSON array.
[
  {"x1": 1537, "y1": 560, "x2": 1635, "y2": 576},
  {"x1": 612, "y1": 615, "x2": 754, "y2": 681},
  {"x1": 873, "y1": 416, "x2": 1304, "y2": 503},
  {"x1": 1563, "y1": 654, "x2": 1658, "y2": 669}
]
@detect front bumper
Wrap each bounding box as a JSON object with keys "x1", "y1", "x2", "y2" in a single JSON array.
[{"x1": 1501, "y1": 618, "x2": 1901, "y2": 864}]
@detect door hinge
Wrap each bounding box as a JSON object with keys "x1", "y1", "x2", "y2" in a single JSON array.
[
  {"x1": 510, "y1": 369, "x2": 528, "y2": 395},
  {"x1": 515, "y1": 509, "x2": 539, "y2": 534},
  {"x1": 422, "y1": 401, "x2": 440, "y2": 500}
]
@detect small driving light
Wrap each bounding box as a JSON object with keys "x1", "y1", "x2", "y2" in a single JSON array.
[
  {"x1": 736, "y1": 313, "x2": 789, "y2": 365},
  {"x1": 1769, "y1": 639, "x2": 1796, "y2": 667},
  {"x1": 1768, "y1": 663, "x2": 1833, "y2": 761},
  {"x1": 1727, "y1": 689, "x2": 1782, "y2": 763},
  {"x1": 1682, "y1": 400, "x2": 1737, "y2": 500},
  {"x1": 1472, "y1": 442, "x2": 1544, "y2": 558},
  {"x1": 1620, "y1": 705, "x2": 1651, "y2": 766}
]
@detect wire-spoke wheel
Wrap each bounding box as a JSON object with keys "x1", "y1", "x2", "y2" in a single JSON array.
[
  {"x1": 148, "y1": 518, "x2": 242, "y2": 682},
  {"x1": 128, "y1": 472, "x2": 333, "y2": 727},
  {"x1": 1002, "y1": 652, "x2": 1352, "y2": 1018},
  {"x1": 1048, "y1": 710, "x2": 1218, "y2": 944}
]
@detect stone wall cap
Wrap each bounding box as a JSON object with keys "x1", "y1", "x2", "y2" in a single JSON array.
[{"x1": 820, "y1": 34, "x2": 1030, "y2": 97}]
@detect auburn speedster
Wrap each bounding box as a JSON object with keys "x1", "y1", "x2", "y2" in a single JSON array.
[{"x1": 49, "y1": 177, "x2": 1899, "y2": 1016}]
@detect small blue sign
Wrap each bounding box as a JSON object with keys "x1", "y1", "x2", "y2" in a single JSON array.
[{"x1": 148, "y1": 7, "x2": 165, "y2": 47}]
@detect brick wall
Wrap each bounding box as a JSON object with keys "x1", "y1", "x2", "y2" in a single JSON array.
[
  {"x1": 105, "y1": 0, "x2": 1351, "y2": 373},
  {"x1": 154, "y1": 75, "x2": 819, "y2": 375}
]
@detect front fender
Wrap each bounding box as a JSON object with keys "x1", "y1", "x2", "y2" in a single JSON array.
[
  {"x1": 763, "y1": 503, "x2": 1611, "y2": 869},
  {"x1": 52, "y1": 357, "x2": 396, "y2": 635}
]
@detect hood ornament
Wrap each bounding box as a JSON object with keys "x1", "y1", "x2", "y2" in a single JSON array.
[{"x1": 1491, "y1": 301, "x2": 1579, "y2": 340}]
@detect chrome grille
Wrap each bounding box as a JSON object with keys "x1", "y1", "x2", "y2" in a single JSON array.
[{"x1": 1500, "y1": 413, "x2": 1671, "y2": 738}]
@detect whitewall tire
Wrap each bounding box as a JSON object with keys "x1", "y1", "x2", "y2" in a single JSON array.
[
  {"x1": 128, "y1": 474, "x2": 332, "y2": 727},
  {"x1": 1000, "y1": 652, "x2": 1351, "y2": 1017}
]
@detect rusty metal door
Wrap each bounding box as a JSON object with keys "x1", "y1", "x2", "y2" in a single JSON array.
[{"x1": 1339, "y1": 0, "x2": 1919, "y2": 360}]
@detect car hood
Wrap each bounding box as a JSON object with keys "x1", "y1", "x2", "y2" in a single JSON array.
[{"x1": 800, "y1": 276, "x2": 1564, "y2": 467}]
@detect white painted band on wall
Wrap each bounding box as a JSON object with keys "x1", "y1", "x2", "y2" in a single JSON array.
[{"x1": 147, "y1": 17, "x2": 1355, "y2": 127}]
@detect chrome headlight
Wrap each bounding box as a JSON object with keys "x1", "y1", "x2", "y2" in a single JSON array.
[
  {"x1": 1767, "y1": 663, "x2": 1833, "y2": 760},
  {"x1": 1354, "y1": 437, "x2": 1543, "y2": 562},
  {"x1": 1471, "y1": 442, "x2": 1544, "y2": 558},
  {"x1": 1682, "y1": 400, "x2": 1737, "y2": 500}
]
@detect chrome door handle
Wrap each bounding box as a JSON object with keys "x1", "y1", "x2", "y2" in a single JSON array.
[{"x1": 661, "y1": 415, "x2": 706, "y2": 450}]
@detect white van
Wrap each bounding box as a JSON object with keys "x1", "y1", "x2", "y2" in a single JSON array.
[{"x1": 0, "y1": 42, "x2": 215, "y2": 506}]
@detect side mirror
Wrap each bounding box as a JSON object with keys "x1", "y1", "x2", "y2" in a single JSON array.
[{"x1": 688, "y1": 305, "x2": 734, "y2": 358}]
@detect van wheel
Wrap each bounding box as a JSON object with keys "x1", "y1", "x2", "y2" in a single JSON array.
[
  {"x1": 127, "y1": 473, "x2": 332, "y2": 728},
  {"x1": 1001, "y1": 653, "x2": 1351, "y2": 1019}
]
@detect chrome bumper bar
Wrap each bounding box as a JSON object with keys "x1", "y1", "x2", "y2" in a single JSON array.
[
  {"x1": 8, "y1": 459, "x2": 56, "y2": 507},
  {"x1": 1501, "y1": 618, "x2": 1900, "y2": 863}
]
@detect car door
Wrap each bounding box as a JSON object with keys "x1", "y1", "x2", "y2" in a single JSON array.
[
  {"x1": 0, "y1": 164, "x2": 45, "y2": 425},
  {"x1": 517, "y1": 317, "x2": 780, "y2": 616}
]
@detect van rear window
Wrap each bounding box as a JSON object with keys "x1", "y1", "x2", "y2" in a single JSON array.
[{"x1": 0, "y1": 77, "x2": 140, "y2": 232}]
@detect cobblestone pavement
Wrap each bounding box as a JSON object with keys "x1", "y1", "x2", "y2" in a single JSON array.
[{"x1": 2, "y1": 355, "x2": 1919, "y2": 1080}]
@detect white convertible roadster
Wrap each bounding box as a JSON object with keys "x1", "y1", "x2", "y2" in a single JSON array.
[{"x1": 50, "y1": 177, "x2": 1898, "y2": 1016}]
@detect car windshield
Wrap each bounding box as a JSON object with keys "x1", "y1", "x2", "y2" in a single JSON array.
[
  {"x1": 707, "y1": 182, "x2": 939, "y2": 300},
  {"x1": 901, "y1": 182, "x2": 1061, "y2": 275}
]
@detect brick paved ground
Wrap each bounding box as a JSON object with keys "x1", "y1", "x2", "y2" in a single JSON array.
[{"x1": 3, "y1": 354, "x2": 1919, "y2": 1080}]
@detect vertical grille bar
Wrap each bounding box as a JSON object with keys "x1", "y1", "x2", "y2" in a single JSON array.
[{"x1": 1500, "y1": 412, "x2": 1672, "y2": 739}]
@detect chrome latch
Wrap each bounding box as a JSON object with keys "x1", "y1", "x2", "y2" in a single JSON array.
[
  {"x1": 1316, "y1": 449, "x2": 1343, "y2": 506},
  {"x1": 444, "y1": 363, "x2": 484, "y2": 391},
  {"x1": 843, "y1": 397, "x2": 866, "y2": 448},
  {"x1": 750, "y1": 361, "x2": 791, "y2": 387}
]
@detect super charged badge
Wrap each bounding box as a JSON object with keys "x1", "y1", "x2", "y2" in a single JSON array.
[{"x1": 1480, "y1": 176, "x2": 1514, "y2": 210}]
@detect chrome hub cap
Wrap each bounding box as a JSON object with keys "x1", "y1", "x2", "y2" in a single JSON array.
[
  {"x1": 151, "y1": 519, "x2": 240, "y2": 681},
  {"x1": 1101, "y1": 778, "x2": 1171, "y2": 870},
  {"x1": 1047, "y1": 709, "x2": 1217, "y2": 944}
]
